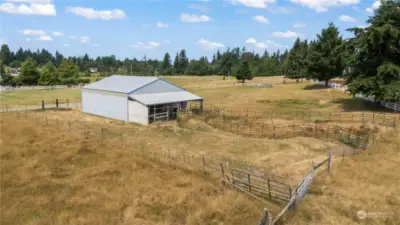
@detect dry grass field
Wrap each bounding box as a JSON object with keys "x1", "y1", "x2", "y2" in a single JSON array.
[
  {"x1": 287, "y1": 126, "x2": 400, "y2": 225},
  {"x1": 0, "y1": 113, "x2": 267, "y2": 225},
  {"x1": 1, "y1": 76, "x2": 387, "y2": 114},
  {"x1": 1, "y1": 75, "x2": 399, "y2": 225}
]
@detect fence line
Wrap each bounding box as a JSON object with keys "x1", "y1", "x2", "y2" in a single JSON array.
[
  {"x1": 309, "y1": 79, "x2": 400, "y2": 112},
  {"x1": 0, "y1": 85, "x2": 84, "y2": 92},
  {"x1": 257, "y1": 152, "x2": 332, "y2": 225}
]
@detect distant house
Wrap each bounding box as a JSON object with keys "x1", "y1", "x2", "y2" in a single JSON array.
[
  {"x1": 89, "y1": 67, "x2": 98, "y2": 73},
  {"x1": 82, "y1": 75, "x2": 203, "y2": 125},
  {"x1": 9, "y1": 68, "x2": 20, "y2": 77}
]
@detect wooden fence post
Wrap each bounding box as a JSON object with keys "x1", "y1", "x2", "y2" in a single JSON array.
[
  {"x1": 202, "y1": 156, "x2": 206, "y2": 175},
  {"x1": 42, "y1": 100, "x2": 45, "y2": 110},
  {"x1": 328, "y1": 152, "x2": 332, "y2": 174},
  {"x1": 267, "y1": 180, "x2": 272, "y2": 199},
  {"x1": 273, "y1": 126, "x2": 276, "y2": 139},
  {"x1": 56, "y1": 99, "x2": 59, "y2": 108},
  {"x1": 220, "y1": 163, "x2": 225, "y2": 184},
  {"x1": 247, "y1": 173, "x2": 251, "y2": 192},
  {"x1": 67, "y1": 99, "x2": 69, "y2": 108}
]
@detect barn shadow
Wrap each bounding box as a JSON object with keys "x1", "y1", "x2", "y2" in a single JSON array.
[
  {"x1": 303, "y1": 84, "x2": 330, "y2": 90},
  {"x1": 330, "y1": 98, "x2": 395, "y2": 113}
]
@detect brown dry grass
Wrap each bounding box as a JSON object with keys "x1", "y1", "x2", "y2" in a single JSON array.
[
  {"x1": 287, "y1": 127, "x2": 400, "y2": 225},
  {"x1": 23, "y1": 109, "x2": 344, "y2": 184},
  {"x1": 0, "y1": 113, "x2": 268, "y2": 225}
]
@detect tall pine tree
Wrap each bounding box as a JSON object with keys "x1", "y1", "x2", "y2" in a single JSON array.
[
  {"x1": 307, "y1": 23, "x2": 344, "y2": 86},
  {"x1": 345, "y1": 0, "x2": 400, "y2": 101},
  {"x1": 20, "y1": 57, "x2": 40, "y2": 85},
  {"x1": 38, "y1": 61, "x2": 59, "y2": 85}
]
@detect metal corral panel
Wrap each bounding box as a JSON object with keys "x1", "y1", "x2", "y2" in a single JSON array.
[
  {"x1": 129, "y1": 91, "x2": 203, "y2": 106},
  {"x1": 128, "y1": 101, "x2": 149, "y2": 125},
  {"x1": 132, "y1": 79, "x2": 184, "y2": 95},
  {"x1": 82, "y1": 89, "x2": 128, "y2": 121},
  {"x1": 84, "y1": 75, "x2": 158, "y2": 93}
]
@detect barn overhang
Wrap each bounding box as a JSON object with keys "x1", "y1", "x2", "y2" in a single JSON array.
[{"x1": 128, "y1": 91, "x2": 203, "y2": 106}]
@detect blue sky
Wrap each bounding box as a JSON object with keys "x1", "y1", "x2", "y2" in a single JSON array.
[{"x1": 0, "y1": 0, "x2": 381, "y2": 60}]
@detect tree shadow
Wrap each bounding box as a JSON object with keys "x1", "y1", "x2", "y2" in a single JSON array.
[
  {"x1": 303, "y1": 84, "x2": 329, "y2": 90},
  {"x1": 330, "y1": 98, "x2": 396, "y2": 113}
]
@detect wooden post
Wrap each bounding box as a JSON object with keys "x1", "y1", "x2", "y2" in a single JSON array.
[
  {"x1": 56, "y1": 99, "x2": 59, "y2": 108},
  {"x1": 42, "y1": 100, "x2": 45, "y2": 110},
  {"x1": 261, "y1": 124, "x2": 264, "y2": 137},
  {"x1": 247, "y1": 173, "x2": 251, "y2": 192},
  {"x1": 289, "y1": 186, "x2": 292, "y2": 199},
  {"x1": 372, "y1": 113, "x2": 375, "y2": 124},
  {"x1": 329, "y1": 112, "x2": 331, "y2": 122},
  {"x1": 273, "y1": 126, "x2": 276, "y2": 139},
  {"x1": 220, "y1": 163, "x2": 225, "y2": 183},
  {"x1": 67, "y1": 99, "x2": 69, "y2": 108},
  {"x1": 267, "y1": 180, "x2": 272, "y2": 199},
  {"x1": 202, "y1": 156, "x2": 206, "y2": 175},
  {"x1": 231, "y1": 170, "x2": 235, "y2": 184},
  {"x1": 328, "y1": 152, "x2": 332, "y2": 174}
]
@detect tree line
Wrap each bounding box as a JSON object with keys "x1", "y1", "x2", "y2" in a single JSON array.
[{"x1": 0, "y1": 0, "x2": 399, "y2": 101}]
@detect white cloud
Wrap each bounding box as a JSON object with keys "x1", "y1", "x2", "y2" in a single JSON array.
[
  {"x1": 180, "y1": 13, "x2": 212, "y2": 22},
  {"x1": 196, "y1": 38, "x2": 224, "y2": 49},
  {"x1": 156, "y1": 22, "x2": 168, "y2": 28},
  {"x1": 293, "y1": 22, "x2": 306, "y2": 28},
  {"x1": 52, "y1": 31, "x2": 64, "y2": 36},
  {"x1": 290, "y1": 0, "x2": 359, "y2": 12},
  {"x1": 230, "y1": 0, "x2": 276, "y2": 9},
  {"x1": 164, "y1": 40, "x2": 170, "y2": 44},
  {"x1": 268, "y1": 6, "x2": 295, "y2": 14},
  {"x1": 253, "y1": 15, "x2": 269, "y2": 24},
  {"x1": 366, "y1": 0, "x2": 381, "y2": 13},
  {"x1": 20, "y1": 29, "x2": 46, "y2": 35},
  {"x1": 0, "y1": 1, "x2": 56, "y2": 16},
  {"x1": 188, "y1": 4, "x2": 210, "y2": 11},
  {"x1": 65, "y1": 7, "x2": 126, "y2": 20},
  {"x1": 339, "y1": 14, "x2": 357, "y2": 22},
  {"x1": 70, "y1": 36, "x2": 76, "y2": 39},
  {"x1": 352, "y1": 6, "x2": 359, "y2": 11},
  {"x1": 272, "y1": 30, "x2": 299, "y2": 38},
  {"x1": 79, "y1": 36, "x2": 90, "y2": 43},
  {"x1": 129, "y1": 41, "x2": 160, "y2": 49},
  {"x1": 37, "y1": 35, "x2": 52, "y2": 41},
  {"x1": 63, "y1": 43, "x2": 70, "y2": 47},
  {"x1": 7, "y1": 0, "x2": 51, "y2": 3},
  {"x1": 245, "y1": 38, "x2": 281, "y2": 49}
]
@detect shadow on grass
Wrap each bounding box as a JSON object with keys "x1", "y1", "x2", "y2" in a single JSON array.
[
  {"x1": 303, "y1": 84, "x2": 330, "y2": 90},
  {"x1": 330, "y1": 98, "x2": 396, "y2": 113}
]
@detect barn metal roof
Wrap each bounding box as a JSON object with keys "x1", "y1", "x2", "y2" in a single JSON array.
[
  {"x1": 83, "y1": 75, "x2": 159, "y2": 93},
  {"x1": 129, "y1": 91, "x2": 203, "y2": 106}
]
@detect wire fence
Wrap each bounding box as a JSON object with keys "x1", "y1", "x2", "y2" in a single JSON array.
[
  {"x1": 309, "y1": 79, "x2": 400, "y2": 112},
  {"x1": 179, "y1": 110, "x2": 382, "y2": 150},
  {"x1": 190, "y1": 106, "x2": 399, "y2": 128}
]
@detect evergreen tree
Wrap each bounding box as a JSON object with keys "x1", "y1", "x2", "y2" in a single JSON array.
[
  {"x1": 161, "y1": 52, "x2": 172, "y2": 73},
  {"x1": 0, "y1": 44, "x2": 12, "y2": 65},
  {"x1": 307, "y1": 23, "x2": 344, "y2": 86},
  {"x1": 0, "y1": 60, "x2": 14, "y2": 85},
  {"x1": 38, "y1": 61, "x2": 59, "y2": 85},
  {"x1": 236, "y1": 61, "x2": 253, "y2": 82},
  {"x1": 177, "y1": 49, "x2": 189, "y2": 74},
  {"x1": 59, "y1": 59, "x2": 78, "y2": 78},
  {"x1": 345, "y1": 0, "x2": 400, "y2": 101},
  {"x1": 284, "y1": 38, "x2": 309, "y2": 79},
  {"x1": 20, "y1": 57, "x2": 40, "y2": 85}
]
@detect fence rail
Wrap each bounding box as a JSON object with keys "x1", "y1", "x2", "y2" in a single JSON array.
[
  {"x1": 0, "y1": 85, "x2": 84, "y2": 91},
  {"x1": 309, "y1": 79, "x2": 400, "y2": 112}
]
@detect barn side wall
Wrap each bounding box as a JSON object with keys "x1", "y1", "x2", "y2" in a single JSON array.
[
  {"x1": 82, "y1": 89, "x2": 128, "y2": 121},
  {"x1": 131, "y1": 79, "x2": 184, "y2": 95},
  {"x1": 128, "y1": 101, "x2": 149, "y2": 125}
]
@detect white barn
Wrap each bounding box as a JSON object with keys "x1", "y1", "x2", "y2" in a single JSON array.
[{"x1": 82, "y1": 75, "x2": 203, "y2": 125}]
